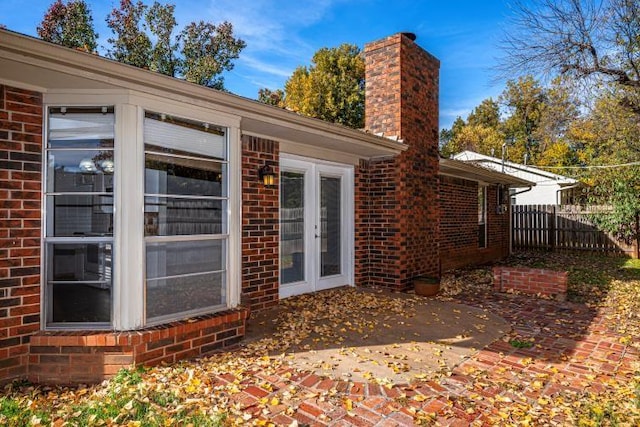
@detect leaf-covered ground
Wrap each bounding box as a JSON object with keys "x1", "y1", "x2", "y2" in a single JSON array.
[{"x1": 1, "y1": 252, "x2": 639, "y2": 426}]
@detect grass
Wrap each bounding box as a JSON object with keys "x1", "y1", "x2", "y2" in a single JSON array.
[
  {"x1": 1, "y1": 366, "x2": 228, "y2": 427},
  {"x1": 508, "y1": 338, "x2": 534, "y2": 349}
]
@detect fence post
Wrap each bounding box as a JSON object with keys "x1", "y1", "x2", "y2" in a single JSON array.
[{"x1": 550, "y1": 205, "x2": 556, "y2": 251}]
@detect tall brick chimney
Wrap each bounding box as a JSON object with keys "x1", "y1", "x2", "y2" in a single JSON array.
[{"x1": 356, "y1": 32, "x2": 440, "y2": 290}]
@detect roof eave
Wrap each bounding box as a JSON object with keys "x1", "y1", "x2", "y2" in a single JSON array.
[{"x1": 0, "y1": 29, "x2": 406, "y2": 158}]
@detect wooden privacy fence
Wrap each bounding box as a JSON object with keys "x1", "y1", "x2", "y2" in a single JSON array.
[{"x1": 512, "y1": 204, "x2": 638, "y2": 257}]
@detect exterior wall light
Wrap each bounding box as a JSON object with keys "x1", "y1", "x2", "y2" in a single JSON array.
[{"x1": 258, "y1": 163, "x2": 275, "y2": 186}]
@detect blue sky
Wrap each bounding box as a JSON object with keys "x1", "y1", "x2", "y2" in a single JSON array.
[{"x1": 0, "y1": 0, "x2": 513, "y2": 130}]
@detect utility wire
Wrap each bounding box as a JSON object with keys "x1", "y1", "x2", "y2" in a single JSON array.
[{"x1": 530, "y1": 161, "x2": 640, "y2": 170}]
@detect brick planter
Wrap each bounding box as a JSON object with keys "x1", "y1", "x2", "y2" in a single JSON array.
[{"x1": 493, "y1": 266, "x2": 567, "y2": 301}]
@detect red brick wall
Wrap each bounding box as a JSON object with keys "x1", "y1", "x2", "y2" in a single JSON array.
[
  {"x1": 28, "y1": 308, "x2": 248, "y2": 385},
  {"x1": 440, "y1": 177, "x2": 510, "y2": 271},
  {"x1": 241, "y1": 135, "x2": 279, "y2": 312},
  {"x1": 355, "y1": 157, "x2": 401, "y2": 288},
  {"x1": 493, "y1": 266, "x2": 567, "y2": 300},
  {"x1": 362, "y1": 33, "x2": 440, "y2": 290},
  {"x1": 0, "y1": 85, "x2": 43, "y2": 384}
]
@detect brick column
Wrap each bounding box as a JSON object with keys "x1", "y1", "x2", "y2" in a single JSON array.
[
  {"x1": 241, "y1": 135, "x2": 279, "y2": 312},
  {"x1": 0, "y1": 85, "x2": 43, "y2": 384}
]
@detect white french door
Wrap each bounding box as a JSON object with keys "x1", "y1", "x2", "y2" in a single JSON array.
[{"x1": 279, "y1": 156, "x2": 353, "y2": 298}]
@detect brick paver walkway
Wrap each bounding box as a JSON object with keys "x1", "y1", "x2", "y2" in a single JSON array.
[{"x1": 210, "y1": 291, "x2": 638, "y2": 426}]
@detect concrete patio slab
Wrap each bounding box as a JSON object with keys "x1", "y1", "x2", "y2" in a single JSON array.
[{"x1": 245, "y1": 287, "x2": 510, "y2": 384}]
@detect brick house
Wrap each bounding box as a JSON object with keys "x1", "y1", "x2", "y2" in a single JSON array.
[{"x1": 0, "y1": 29, "x2": 531, "y2": 385}]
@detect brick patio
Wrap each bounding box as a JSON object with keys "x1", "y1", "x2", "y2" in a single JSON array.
[{"x1": 188, "y1": 288, "x2": 638, "y2": 425}]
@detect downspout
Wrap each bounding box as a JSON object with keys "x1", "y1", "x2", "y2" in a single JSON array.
[{"x1": 509, "y1": 186, "x2": 533, "y2": 255}]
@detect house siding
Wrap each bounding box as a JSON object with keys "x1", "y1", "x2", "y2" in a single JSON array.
[
  {"x1": 440, "y1": 176, "x2": 510, "y2": 271},
  {"x1": 0, "y1": 85, "x2": 43, "y2": 384}
]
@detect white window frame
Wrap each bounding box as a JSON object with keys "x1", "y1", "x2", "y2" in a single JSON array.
[
  {"x1": 42, "y1": 91, "x2": 242, "y2": 331},
  {"x1": 42, "y1": 106, "x2": 116, "y2": 329}
]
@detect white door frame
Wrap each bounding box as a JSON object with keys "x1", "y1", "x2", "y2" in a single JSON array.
[{"x1": 279, "y1": 154, "x2": 354, "y2": 299}]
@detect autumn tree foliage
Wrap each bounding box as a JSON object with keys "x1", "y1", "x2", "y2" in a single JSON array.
[
  {"x1": 37, "y1": 0, "x2": 98, "y2": 52},
  {"x1": 37, "y1": 0, "x2": 245, "y2": 90},
  {"x1": 106, "y1": 0, "x2": 152, "y2": 68},
  {"x1": 496, "y1": 0, "x2": 640, "y2": 248},
  {"x1": 106, "y1": 0, "x2": 245, "y2": 89},
  {"x1": 258, "y1": 44, "x2": 365, "y2": 129},
  {"x1": 257, "y1": 88, "x2": 285, "y2": 107}
]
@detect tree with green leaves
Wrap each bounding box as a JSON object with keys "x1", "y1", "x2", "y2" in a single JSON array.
[
  {"x1": 440, "y1": 76, "x2": 582, "y2": 167},
  {"x1": 145, "y1": 1, "x2": 178, "y2": 76},
  {"x1": 105, "y1": 0, "x2": 245, "y2": 89},
  {"x1": 500, "y1": 0, "x2": 640, "y2": 244},
  {"x1": 259, "y1": 44, "x2": 365, "y2": 128},
  {"x1": 37, "y1": 0, "x2": 98, "y2": 52},
  {"x1": 179, "y1": 21, "x2": 245, "y2": 89},
  {"x1": 106, "y1": 0, "x2": 151, "y2": 68},
  {"x1": 258, "y1": 88, "x2": 285, "y2": 107}
]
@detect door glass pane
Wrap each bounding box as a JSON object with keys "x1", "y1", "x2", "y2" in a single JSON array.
[
  {"x1": 320, "y1": 176, "x2": 341, "y2": 277},
  {"x1": 280, "y1": 172, "x2": 305, "y2": 284}
]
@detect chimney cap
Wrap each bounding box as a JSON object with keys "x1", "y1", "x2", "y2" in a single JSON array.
[{"x1": 401, "y1": 32, "x2": 417, "y2": 41}]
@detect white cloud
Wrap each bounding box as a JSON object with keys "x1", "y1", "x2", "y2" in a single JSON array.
[
  {"x1": 239, "y1": 54, "x2": 295, "y2": 78},
  {"x1": 200, "y1": 0, "x2": 337, "y2": 60}
]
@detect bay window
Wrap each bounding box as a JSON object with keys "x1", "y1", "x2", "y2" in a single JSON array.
[{"x1": 43, "y1": 103, "x2": 233, "y2": 330}]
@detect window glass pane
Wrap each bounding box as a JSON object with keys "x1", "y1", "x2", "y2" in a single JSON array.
[
  {"x1": 50, "y1": 283, "x2": 111, "y2": 323},
  {"x1": 146, "y1": 240, "x2": 224, "y2": 279},
  {"x1": 48, "y1": 195, "x2": 113, "y2": 237},
  {"x1": 48, "y1": 243, "x2": 112, "y2": 282},
  {"x1": 144, "y1": 197, "x2": 224, "y2": 236},
  {"x1": 144, "y1": 114, "x2": 226, "y2": 160},
  {"x1": 146, "y1": 272, "x2": 225, "y2": 319},
  {"x1": 145, "y1": 150, "x2": 225, "y2": 197},
  {"x1": 478, "y1": 187, "x2": 486, "y2": 224},
  {"x1": 47, "y1": 243, "x2": 112, "y2": 324},
  {"x1": 321, "y1": 176, "x2": 341, "y2": 277},
  {"x1": 49, "y1": 111, "x2": 114, "y2": 148},
  {"x1": 280, "y1": 172, "x2": 305, "y2": 284},
  {"x1": 47, "y1": 150, "x2": 114, "y2": 193}
]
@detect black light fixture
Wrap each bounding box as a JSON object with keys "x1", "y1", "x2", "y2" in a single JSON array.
[{"x1": 258, "y1": 163, "x2": 275, "y2": 186}]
